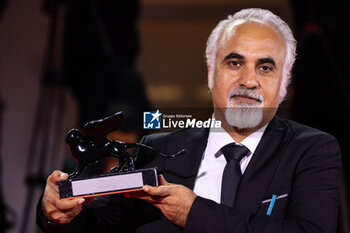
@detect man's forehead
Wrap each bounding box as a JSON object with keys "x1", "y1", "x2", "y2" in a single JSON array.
[
  {"x1": 219, "y1": 21, "x2": 283, "y2": 48},
  {"x1": 217, "y1": 21, "x2": 285, "y2": 62}
]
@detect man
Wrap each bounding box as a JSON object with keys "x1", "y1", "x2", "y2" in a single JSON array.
[{"x1": 37, "y1": 8, "x2": 342, "y2": 233}]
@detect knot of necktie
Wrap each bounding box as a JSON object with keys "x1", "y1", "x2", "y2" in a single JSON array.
[{"x1": 221, "y1": 143, "x2": 250, "y2": 162}]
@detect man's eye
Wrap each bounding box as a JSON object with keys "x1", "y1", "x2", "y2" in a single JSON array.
[
  {"x1": 229, "y1": 60, "x2": 240, "y2": 67},
  {"x1": 259, "y1": 65, "x2": 272, "y2": 72}
]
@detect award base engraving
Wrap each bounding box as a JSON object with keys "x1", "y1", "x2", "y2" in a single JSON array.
[{"x1": 59, "y1": 168, "x2": 158, "y2": 200}]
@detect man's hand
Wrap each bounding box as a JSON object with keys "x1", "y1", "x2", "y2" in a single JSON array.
[
  {"x1": 42, "y1": 170, "x2": 91, "y2": 224},
  {"x1": 125, "y1": 175, "x2": 197, "y2": 227}
]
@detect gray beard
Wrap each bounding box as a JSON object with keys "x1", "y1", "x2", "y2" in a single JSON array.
[{"x1": 225, "y1": 103, "x2": 263, "y2": 129}]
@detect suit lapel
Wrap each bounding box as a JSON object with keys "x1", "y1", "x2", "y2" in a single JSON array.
[
  {"x1": 163, "y1": 128, "x2": 209, "y2": 189},
  {"x1": 235, "y1": 116, "x2": 293, "y2": 213}
]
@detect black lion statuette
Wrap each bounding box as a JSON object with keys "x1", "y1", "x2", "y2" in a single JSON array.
[{"x1": 65, "y1": 112, "x2": 187, "y2": 179}]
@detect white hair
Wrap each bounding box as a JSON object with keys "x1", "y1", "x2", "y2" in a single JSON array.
[{"x1": 206, "y1": 8, "x2": 297, "y2": 100}]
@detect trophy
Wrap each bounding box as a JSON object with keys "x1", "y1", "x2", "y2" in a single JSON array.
[{"x1": 58, "y1": 112, "x2": 186, "y2": 200}]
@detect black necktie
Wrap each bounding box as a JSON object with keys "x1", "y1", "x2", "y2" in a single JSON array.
[{"x1": 220, "y1": 143, "x2": 250, "y2": 207}]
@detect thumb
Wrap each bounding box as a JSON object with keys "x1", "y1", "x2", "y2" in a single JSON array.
[
  {"x1": 158, "y1": 174, "x2": 170, "y2": 186},
  {"x1": 59, "y1": 172, "x2": 69, "y2": 181},
  {"x1": 48, "y1": 170, "x2": 68, "y2": 184}
]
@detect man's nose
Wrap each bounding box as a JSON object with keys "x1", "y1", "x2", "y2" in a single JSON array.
[{"x1": 239, "y1": 66, "x2": 259, "y2": 89}]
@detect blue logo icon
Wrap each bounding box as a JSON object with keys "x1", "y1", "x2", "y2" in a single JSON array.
[{"x1": 143, "y1": 110, "x2": 162, "y2": 129}]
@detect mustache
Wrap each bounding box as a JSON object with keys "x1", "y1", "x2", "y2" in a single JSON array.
[{"x1": 228, "y1": 88, "x2": 264, "y2": 103}]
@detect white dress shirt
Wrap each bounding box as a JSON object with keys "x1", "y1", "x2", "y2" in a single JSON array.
[{"x1": 192, "y1": 121, "x2": 267, "y2": 204}]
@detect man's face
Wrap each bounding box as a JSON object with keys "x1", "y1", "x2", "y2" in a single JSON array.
[{"x1": 210, "y1": 21, "x2": 286, "y2": 130}]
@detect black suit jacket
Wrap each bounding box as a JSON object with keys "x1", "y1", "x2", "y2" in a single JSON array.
[{"x1": 37, "y1": 116, "x2": 342, "y2": 233}]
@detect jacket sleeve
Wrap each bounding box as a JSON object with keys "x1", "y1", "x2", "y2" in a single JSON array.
[{"x1": 184, "y1": 134, "x2": 342, "y2": 233}]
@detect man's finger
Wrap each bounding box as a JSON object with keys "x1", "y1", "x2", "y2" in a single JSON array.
[
  {"x1": 48, "y1": 170, "x2": 68, "y2": 184},
  {"x1": 55, "y1": 198, "x2": 85, "y2": 211},
  {"x1": 59, "y1": 172, "x2": 69, "y2": 180},
  {"x1": 158, "y1": 175, "x2": 170, "y2": 186},
  {"x1": 143, "y1": 185, "x2": 171, "y2": 196},
  {"x1": 46, "y1": 171, "x2": 68, "y2": 193}
]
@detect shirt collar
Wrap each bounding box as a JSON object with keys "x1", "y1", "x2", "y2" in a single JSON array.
[{"x1": 206, "y1": 116, "x2": 268, "y2": 157}]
